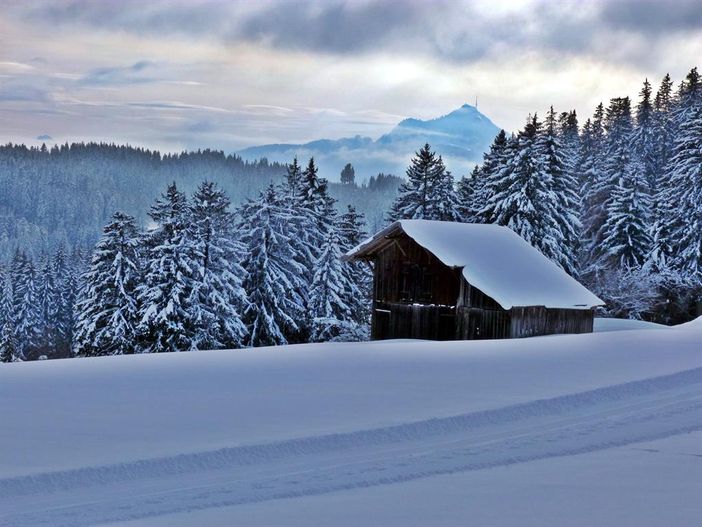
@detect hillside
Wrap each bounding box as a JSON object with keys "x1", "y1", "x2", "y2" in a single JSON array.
[
  {"x1": 238, "y1": 104, "x2": 500, "y2": 180},
  {"x1": 1, "y1": 320, "x2": 701, "y2": 526},
  {"x1": 0, "y1": 144, "x2": 399, "y2": 256}
]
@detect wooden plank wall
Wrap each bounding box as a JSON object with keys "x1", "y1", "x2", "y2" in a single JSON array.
[
  {"x1": 373, "y1": 302, "x2": 456, "y2": 340},
  {"x1": 510, "y1": 307, "x2": 594, "y2": 338},
  {"x1": 373, "y1": 234, "x2": 460, "y2": 305},
  {"x1": 455, "y1": 307, "x2": 511, "y2": 340}
]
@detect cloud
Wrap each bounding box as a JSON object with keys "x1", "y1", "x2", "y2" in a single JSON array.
[
  {"x1": 10, "y1": 0, "x2": 702, "y2": 68},
  {"x1": 78, "y1": 60, "x2": 160, "y2": 86},
  {"x1": 36, "y1": 134, "x2": 52, "y2": 140},
  {"x1": 238, "y1": 0, "x2": 430, "y2": 55},
  {"x1": 600, "y1": 0, "x2": 702, "y2": 35},
  {"x1": 0, "y1": 84, "x2": 50, "y2": 102},
  {"x1": 0, "y1": 61, "x2": 35, "y2": 72}
]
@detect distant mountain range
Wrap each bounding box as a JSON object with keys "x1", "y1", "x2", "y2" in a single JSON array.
[{"x1": 238, "y1": 104, "x2": 500, "y2": 181}]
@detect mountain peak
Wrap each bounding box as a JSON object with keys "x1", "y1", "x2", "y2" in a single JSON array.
[{"x1": 239, "y1": 104, "x2": 500, "y2": 180}]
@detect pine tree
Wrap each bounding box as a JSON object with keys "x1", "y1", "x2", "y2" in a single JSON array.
[
  {"x1": 580, "y1": 102, "x2": 607, "y2": 255},
  {"x1": 309, "y1": 205, "x2": 362, "y2": 342},
  {"x1": 666, "y1": 104, "x2": 702, "y2": 280},
  {"x1": 337, "y1": 205, "x2": 371, "y2": 327},
  {"x1": 189, "y1": 181, "x2": 248, "y2": 350},
  {"x1": 74, "y1": 212, "x2": 141, "y2": 356},
  {"x1": 478, "y1": 131, "x2": 515, "y2": 224},
  {"x1": 285, "y1": 157, "x2": 303, "y2": 199},
  {"x1": 240, "y1": 185, "x2": 308, "y2": 347},
  {"x1": 36, "y1": 255, "x2": 59, "y2": 357},
  {"x1": 589, "y1": 97, "x2": 635, "y2": 267},
  {"x1": 300, "y1": 158, "x2": 330, "y2": 219},
  {"x1": 431, "y1": 167, "x2": 461, "y2": 222},
  {"x1": 599, "y1": 159, "x2": 652, "y2": 269},
  {"x1": 481, "y1": 115, "x2": 564, "y2": 265},
  {"x1": 388, "y1": 144, "x2": 459, "y2": 222},
  {"x1": 631, "y1": 79, "x2": 659, "y2": 193},
  {"x1": 457, "y1": 166, "x2": 481, "y2": 222},
  {"x1": 558, "y1": 110, "x2": 580, "y2": 178},
  {"x1": 653, "y1": 73, "x2": 676, "y2": 173},
  {"x1": 0, "y1": 272, "x2": 18, "y2": 362},
  {"x1": 340, "y1": 163, "x2": 355, "y2": 185},
  {"x1": 337, "y1": 205, "x2": 368, "y2": 252},
  {"x1": 11, "y1": 251, "x2": 40, "y2": 360},
  {"x1": 540, "y1": 107, "x2": 580, "y2": 274},
  {"x1": 298, "y1": 156, "x2": 334, "y2": 259},
  {"x1": 138, "y1": 183, "x2": 198, "y2": 353},
  {"x1": 53, "y1": 246, "x2": 76, "y2": 357}
]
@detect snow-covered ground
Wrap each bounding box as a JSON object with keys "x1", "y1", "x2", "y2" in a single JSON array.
[
  {"x1": 593, "y1": 317, "x2": 669, "y2": 332},
  {"x1": 1, "y1": 320, "x2": 701, "y2": 526}
]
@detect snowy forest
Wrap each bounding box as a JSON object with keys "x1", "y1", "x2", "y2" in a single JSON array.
[
  {"x1": 1, "y1": 68, "x2": 702, "y2": 361},
  {"x1": 0, "y1": 144, "x2": 400, "y2": 257},
  {"x1": 393, "y1": 68, "x2": 702, "y2": 326}
]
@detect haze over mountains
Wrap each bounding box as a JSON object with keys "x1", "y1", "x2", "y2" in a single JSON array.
[{"x1": 238, "y1": 104, "x2": 501, "y2": 180}]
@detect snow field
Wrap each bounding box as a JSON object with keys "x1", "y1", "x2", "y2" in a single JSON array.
[{"x1": 0, "y1": 320, "x2": 700, "y2": 525}]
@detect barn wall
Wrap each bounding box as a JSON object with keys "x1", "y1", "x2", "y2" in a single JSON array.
[
  {"x1": 509, "y1": 307, "x2": 594, "y2": 338},
  {"x1": 373, "y1": 234, "x2": 461, "y2": 306},
  {"x1": 455, "y1": 307, "x2": 511, "y2": 340},
  {"x1": 372, "y1": 301, "x2": 456, "y2": 340}
]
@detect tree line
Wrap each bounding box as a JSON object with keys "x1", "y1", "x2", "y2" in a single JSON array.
[
  {"x1": 0, "y1": 143, "x2": 400, "y2": 258},
  {"x1": 387, "y1": 68, "x2": 702, "y2": 323},
  {"x1": 0, "y1": 159, "x2": 371, "y2": 361}
]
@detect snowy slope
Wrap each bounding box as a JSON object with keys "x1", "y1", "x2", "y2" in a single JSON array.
[
  {"x1": 594, "y1": 317, "x2": 669, "y2": 332},
  {"x1": 1, "y1": 321, "x2": 701, "y2": 526}
]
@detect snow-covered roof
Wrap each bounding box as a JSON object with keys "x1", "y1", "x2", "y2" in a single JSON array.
[{"x1": 345, "y1": 220, "x2": 604, "y2": 310}]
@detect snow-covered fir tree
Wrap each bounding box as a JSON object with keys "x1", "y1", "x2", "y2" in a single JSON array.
[
  {"x1": 388, "y1": 143, "x2": 459, "y2": 222},
  {"x1": 36, "y1": 255, "x2": 59, "y2": 357},
  {"x1": 300, "y1": 158, "x2": 331, "y2": 220},
  {"x1": 189, "y1": 181, "x2": 248, "y2": 350},
  {"x1": 598, "y1": 159, "x2": 652, "y2": 269},
  {"x1": 52, "y1": 246, "x2": 76, "y2": 357},
  {"x1": 457, "y1": 166, "x2": 481, "y2": 222},
  {"x1": 285, "y1": 157, "x2": 303, "y2": 199},
  {"x1": 480, "y1": 115, "x2": 565, "y2": 267},
  {"x1": 540, "y1": 107, "x2": 580, "y2": 274},
  {"x1": 11, "y1": 251, "x2": 40, "y2": 360},
  {"x1": 0, "y1": 271, "x2": 18, "y2": 362},
  {"x1": 666, "y1": 103, "x2": 702, "y2": 280},
  {"x1": 588, "y1": 97, "x2": 636, "y2": 267},
  {"x1": 580, "y1": 102, "x2": 607, "y2": 255},
  {"x1": 138, "y1": 183, "x2": 198, "y2": 353},
  {"x1": 309, "y1": 204, "x2": 364, "y2": 342},
  {"x1": 240, "y1": 185, "x2": 308, "y2": 347},
  {"x1": 337, "y1": 205, "x2": 372, "y2": 324},
  {"x1": 653, "y1": 73, "x2": 676, "y2": 173},
  {"x1": 631, "y1": 79, "x2": 659, "y2": 193},
  {"x1": 74, "y1": 212, "x2": 141, "y2": 356},
  {"x1": 478, "y1": 132, "x2": 517, "y2": 224}
]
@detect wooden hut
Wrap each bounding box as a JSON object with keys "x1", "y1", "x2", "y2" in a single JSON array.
[{"x1": 344, "y1": 220, "x2": 604, "y2": 341}]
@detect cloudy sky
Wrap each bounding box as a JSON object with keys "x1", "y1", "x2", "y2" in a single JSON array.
[{"x1": 1, "y1": 0, "x2": 701, "y2": 152}]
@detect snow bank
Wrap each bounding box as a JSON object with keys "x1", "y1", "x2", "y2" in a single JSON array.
[
  {"x1": 1, "y1": 324, "x2": 701, "y2": 526},
  {"x1": 593, "y1": 318, "x2": 668, "y2": 332}
]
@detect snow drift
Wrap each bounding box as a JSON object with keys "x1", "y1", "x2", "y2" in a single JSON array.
[{"x1": 0, "y1": 321, "x2": 701, "y2": 526}]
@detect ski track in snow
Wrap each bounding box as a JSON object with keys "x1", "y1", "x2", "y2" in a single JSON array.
[{"x1": 3, "y1": 366, "x2": 702, "y2": 526}]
